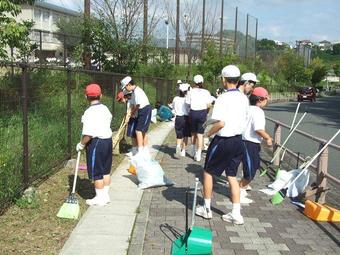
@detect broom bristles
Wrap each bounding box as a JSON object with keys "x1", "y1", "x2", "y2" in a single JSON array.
[{"x1": 57, "y1": 201, "x2": 80, "y2": 219}]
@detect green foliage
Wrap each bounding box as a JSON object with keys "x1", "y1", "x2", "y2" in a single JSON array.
[
  {"x1": 332, "y1": 43, "x2": 340, "y2": 55},
  {"x1": 257, "y1": 39, "x2": 277, "y2": 51},
  {"x1": 333, "y1": 64, "x2": 340, "y2": 77},
  {"x1": 0, "y1": 0, "x2": 36, "y2": 59},
  {"x1": 309, "y1": 57, "x2": 327, "y2": 85},
  {"x1": 277, "y1": 50, "x2": 311, "y2": 86}
]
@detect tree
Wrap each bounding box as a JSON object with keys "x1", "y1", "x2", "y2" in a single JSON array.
[
  {"x1": 309, "y1": 57, "x2": 327, "y2": 85},
  {"x1": 333, "y1": 63, "x2": 340, "y2": 77},
  {"x1": 333, "y1": 43, "x2": 340, "y2": 55},
  {"x1": 257, "y1": 39, "x2": 277, "y2": 51},
  {"x1": 0, "y1": 0, "x2": 35, "y2": 60},
  {"x1": 277, "y1": 50, "x2": 311, "y2": 86}
]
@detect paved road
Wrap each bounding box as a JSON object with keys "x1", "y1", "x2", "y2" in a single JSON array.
[{"x1": 265, "y1": 95, "x2": 340, "y2": 179}]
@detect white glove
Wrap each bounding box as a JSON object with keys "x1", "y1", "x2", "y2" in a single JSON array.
[{"x1": 76, "y1": 142, "x2": 85, "y2": 152}]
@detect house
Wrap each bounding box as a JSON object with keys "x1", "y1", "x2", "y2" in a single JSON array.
[
  {"x1": 318, "y1": 40, "x2": 332, "y2": 51},
  {"x1": 16, "y1": 0, "x2": 80, "y2": 61}
]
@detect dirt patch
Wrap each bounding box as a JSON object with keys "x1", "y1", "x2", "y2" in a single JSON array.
[{"x1": 0, "y1": 152, "x2": 125, "y2": 255}]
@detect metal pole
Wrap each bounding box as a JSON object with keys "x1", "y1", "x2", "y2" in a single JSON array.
[
  {"x1": 316, "y1": 145, "x2": 328, "y2": 204},
  {"x1": 112, "y1": 77, "x2": 116, "y2": 118},
  {"x1": 84, "y1": 0, "x2": 91, "y2": 70},
  {"x1": 63, "y1": 34, "x2": 67, "y2": 67},
  {"x1": 166, "y1": 22, "x2": 169, "y2": 49},
  {"x1": 67, "y1": 67, "x2": 72, "y2": 159},
  {"x1": 21, "y1": 63, "x2": 29, "y2": 188},
  {"x1": 254, "y1": 18, "x2": 258, "y2": 70},
  {"x1": 39, "y1": 30, "x2": 42, "y2": 66},
  {"x1": 201, "y1": 0, "x2": 206, "y2": 58},
  {"x1": 245, "y1": 14, "x2": 249, "y2": 60},
  {"x1": 175, "y1": 0, "x2": 180, "y2": 65},
  {"x1": 219, "y1": 0, "x2": 224, "y2": 55},
  {"x1": 234, "y1": 7, "x2": 238, "y2": 54},
  {"x1": 273, "y1": 124, "x2": 281, "y2": 166}
]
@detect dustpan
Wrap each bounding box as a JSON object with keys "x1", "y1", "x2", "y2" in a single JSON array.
[{"x1": 171, "y1": 178, "x2": 213, "y2": 255}]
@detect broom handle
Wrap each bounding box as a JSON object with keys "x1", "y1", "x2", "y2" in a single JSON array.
[
  {"x1": 280, "y1": 103, "x2": 300, "y2": 162},
  {"x1": 287, "y1": 129, "x2": 340, "y2": 188},
  {"x1": 71, "y1": 151, "x2": 81, "y2": 194},
  {"x1": 190, "y1": 178, "x2": 199, "y2": 230},
  {"x1": 271, "y1": 112, "x2": 306, "y2": 163}
]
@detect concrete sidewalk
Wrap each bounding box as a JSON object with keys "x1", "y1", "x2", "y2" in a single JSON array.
[
  {"x1": 59, "y1": 121, "x2": 174, "y2": 255},
  {"x1": 128, "y1": 131, "x2": 340, "y2": 255}
]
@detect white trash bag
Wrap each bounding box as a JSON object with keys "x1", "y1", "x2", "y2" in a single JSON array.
[{"x1": 130, "y1": 154, "x2": 174, "y2": 189}]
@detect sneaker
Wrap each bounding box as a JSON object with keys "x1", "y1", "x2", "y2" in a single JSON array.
[
  {"x1": 245, "y1": 185, "x2": 252, "y2": 191},
  {"x1": 222, "y1": 212, "x2": 244, "y2": 225},
  {"x1": 125, "y1": 151, "x2": 133, "y2": 157},
  {"x1": 194, "y1": 152, "x2": 201, "y2": 162},
  {"x1": 180, "y1": 149, "x2": 186, "y2": 157},
  {"x1": 240, "y1": 196, "x2": 253, "y2": 204},
  {"x1": 86, "y1": 196, "x2": 108, "y2": 206},
  {"x1": 195, "y1": 205, "x2": 212, "y2": 219},
  {"x1": 240, "y1": 189, "x2": 248, "y2": 197},
  {"x1": 176, "y1": 146, "x2": 181, "y2": 157}
]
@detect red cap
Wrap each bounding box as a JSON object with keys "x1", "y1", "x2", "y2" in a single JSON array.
[
  {"x1": 85, "y1": 84, "x2": 101, "y2": 97},
  {"x1": 116, "y1": 91, "x2": 125, "y2": 101},
  {"x1": 252, "y1": 87, "x2": 269, "y2": 99}
]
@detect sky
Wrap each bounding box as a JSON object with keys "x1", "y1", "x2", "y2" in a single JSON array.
[{"x1": 46, "y1": 0, "x2": 340, "y2": 44}]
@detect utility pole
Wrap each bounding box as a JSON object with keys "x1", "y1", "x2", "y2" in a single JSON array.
[
  {"x1": 201, "y1": 0, "x2": 206, "y2": 58},
  {"x1": 219, "y1": 0, "x2": 224, "y2": 55},
  {"x1": 143, "y1": 0, "x2": 148, "y2": 63},
  {"x1": 84, "y1": 0, "x2": 91, "y2": 70},
  {"x1": 254, "y1": 18, "x2": 258, "y2": 70},
  {"x1": 175, "y1": 0, "x2": 180, "y2": 65}
]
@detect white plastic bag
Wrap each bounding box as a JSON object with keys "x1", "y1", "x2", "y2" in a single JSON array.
[{"x1": 130, "y1": 154, "x2": 174, "y2": 189}]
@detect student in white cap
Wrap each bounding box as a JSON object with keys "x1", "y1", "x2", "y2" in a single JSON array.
[
  {"x1": 195, "y1": 65, "x2": 249, "y2": 225},
  {"x1": 121, "y1": 76, "x2": 151, "y2": 155},
  {"x1": 186, "y1": 74, "x2": 212, "y2": 161},
  {"x1": 172, "y1": 83, "x2": 191, "y2": 157},
  {"x1": 237, "y1": 72, "x2": 259, "y2": 95}
]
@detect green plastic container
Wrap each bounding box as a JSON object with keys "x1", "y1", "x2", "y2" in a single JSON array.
[{"x1": 171, "y1": 227, "x2": 213, "y2": 255}]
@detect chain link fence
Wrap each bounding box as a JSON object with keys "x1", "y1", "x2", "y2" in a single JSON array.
[{"x1": 0, "y1": 63, "x2": 175, "y2": 213}]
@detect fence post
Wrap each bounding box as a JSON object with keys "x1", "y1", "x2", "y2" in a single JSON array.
[
  {"x1": 316, "y1": 144, "x2": 328, "y2": 204},
  {"x1": 273, "y1": 123, "x2": 281, "y2": 166},
  {"x1": 66, "y1": 67, "x2": 72, "y2": 159},
  {"x1": 21, "y1": 63, "x2": 29, "y2": 189}
]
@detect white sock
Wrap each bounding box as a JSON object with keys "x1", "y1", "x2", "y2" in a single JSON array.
[
  {"x1": 104, "y1": 186, "x2": 110, "y2": 194},
  {"x1": 176, "y1": 144, "x2": 181, "y2": 148},
  {"x1": 94, "y1": 188, "x2": 104, "y2": 199},
  {"x1": 138, "y1": 147, "x2": 143, "y2": 152},
  {"x1": 204, "y1": 198, "x2": 211, "y2": 210},
  {"x1": 232, "y1": 203, "x2": 241, "y2": 216},
  {"x1": 196, "y1": 149, "x2": 202, "y2": 155}
]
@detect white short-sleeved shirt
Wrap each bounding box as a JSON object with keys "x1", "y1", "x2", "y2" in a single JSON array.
[
  {"x1": 243, "y1": 106, "x2": 265, "y2": 143},
  {"x1": 172, "y1": 96, "x2": 189, "y2": 116},
  {"x1": 211, "y1": 89, "x2": 249, "y2": 137},
  {"x1": 185, "y1": 88, "x2": 212, "y2": 111},
  {"x1": 131, "y1": 86, "x2": 150, "y2": 109},
  {"x1": 81, "y1": 104, "x2": 112, "y2": 139}
]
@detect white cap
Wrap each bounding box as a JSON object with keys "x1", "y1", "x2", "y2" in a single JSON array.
[
  {"x1": 240, "y1": 72, "x2": 259, "y2": 82},
  {"x1": 179, "y1": 83, "x2": 190, "y2": 92},
  {"x1": 221, "y1": 65, "x2": 240, "y2": 78},
  {"x1": 121, "y1": 76, "x2": 132, "y2": 89},
  {"x1": 193, "y1": 74, "x2": 204, "y2": 84},
  {"x1": 177, "y1": 80, "x2": 182, "y2": 84}
]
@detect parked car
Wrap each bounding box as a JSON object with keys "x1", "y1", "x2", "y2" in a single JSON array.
[{"x1": 297, "y1": 87, "x2": 316, "y2": 102}]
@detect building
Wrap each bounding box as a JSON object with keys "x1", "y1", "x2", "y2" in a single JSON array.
[
  {"x1": 16, "y1": 0, "x2": 80, "y2": 61},
  {"x1": 318, "y1": 40, "x2": 332, "y2": 51}
]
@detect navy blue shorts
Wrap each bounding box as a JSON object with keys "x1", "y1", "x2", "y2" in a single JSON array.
[
  {"x1": 127, "y1": 117, "x2": 137, "y2": 138},
  {"x1": 136, "y1": 105, "x2": 152, "y2": 133},
  {"x1": 86, "y1": 138, "x2": 112, "y2": 181},
  {"x1": 242, "y1": 140, "x2": 261, "y2": 180},
  {"x1": 190, "y1": 109, "x2": 207, "y2": 134},
  {"x1": 175, "y1": 115, "x2": 191, "y2": 139},
  {"x1": 204, "y1": 135, "x2": 244, "y2": 177}
]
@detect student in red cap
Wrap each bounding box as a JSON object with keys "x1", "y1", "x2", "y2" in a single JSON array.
[
  {"x1": 76, "y1": 83, "x2": 113, "y2": 206},
  {"x1": 240, "y1": 87, "x2": 273, "y2": 201}
]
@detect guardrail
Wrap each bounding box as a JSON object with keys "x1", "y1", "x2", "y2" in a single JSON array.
[{"x1": 267, "y1": 116, "x2": 340, "y2": 204}]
